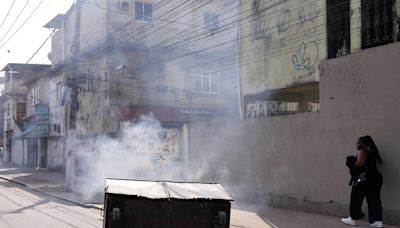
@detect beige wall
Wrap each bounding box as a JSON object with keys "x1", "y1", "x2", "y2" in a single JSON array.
[
  {"x1": 350, "y1": 0, "x2": 361, "y2": 52},
  {"x1": 47, "y1": 138, "x2": 65, "y2": 170},
  {"x1": 106, "y1": 0, "x2": 237, "y2": 50},
  {"x1": 76, "y1": 58, "x2": 111, "y2": 135},
  {"x1": 238, "y1": 0, "x2": 327, "y2": 95},
  {"x1": 189, "y1": 42, "x2": 400, "y2": 224},
  {"x1": 26, "y1": 78, "x2": 50, "y2": 117},
  {"x1": 51, "y1": 0, "x2": 237, "y2": 55},
  {"x1": 52, "y1": 0, "x2": 239, "y2": 135}
]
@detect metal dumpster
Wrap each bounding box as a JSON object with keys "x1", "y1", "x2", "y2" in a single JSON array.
[{"x1": 103, "y1": 179, "x2": 233, "y2": 228}]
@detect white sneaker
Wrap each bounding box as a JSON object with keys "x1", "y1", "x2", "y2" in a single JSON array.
[
  {"x1": 341, "y1": 216, "x2": 356, "y2": 226},
  {"x1": 370, "y1": 221, "x2": 384, "y2": 227}
]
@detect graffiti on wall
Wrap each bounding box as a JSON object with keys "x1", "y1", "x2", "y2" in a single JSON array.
[
  {"x1": 246, "y1": 100, "x2": 299, "y2": 118},
  {"x1": 277, "y1": 9, "x2": 291, "y2": 33},
  {"x1": 249, "y1": 0, "x2": 323, "y2": 87},
  {"x1": 127, "y1": 127, "x2": 181, "y2": 166},
  {"x1": 251, "y1": 0, "x2": 322, "y2": 46},
  {"x1": 298, "y1": 2, "x2": 321, "y2": 26},
  {"x1": 155, "y1": 85, "x2": 202, "y2": 101},
  {"x1": 291, "y1": 41, "x2": 319, "y2": 72},
  {"x1": 253, "y1": 0, "x2": 273, "y2": 42},
  {"x1": 254, "y1": 18, "x2": 273, "y2": 42}
]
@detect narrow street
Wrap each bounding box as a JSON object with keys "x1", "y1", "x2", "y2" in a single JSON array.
[{"x1": 0, "y1": 179, "x2": 102, "y2": 228}]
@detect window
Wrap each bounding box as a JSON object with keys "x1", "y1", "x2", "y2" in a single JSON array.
[
  {"x1": 361, "y1": 0, "x2": 395, "y2": 49},
  {"x1": 117, "y1": 1, "x2": 130, "y2": 9},
  {"x1": 16, "y1": 103, "x2": 26, "y2": 121},
  {"x1": 204, "y1": 13, "x2": 219, "y2": 32},
  {"x1": 0, "y1": 83, "x2": 4, "y2": 96},
  {"x1": 327, "y1": 0, "x2": 350, "y2": 59},
  {"x1": 56, "y1": 82, "x2": 62, "y2": 105},
  {"x1": 193, "y1": 70, "x2": 219, "y2": 94},
  {"x1": 31, "y1": 87, "x2": 36, "y2": 105},
  {"x1": 135, "y1": 2, "x2": 152, "y2": 22}
]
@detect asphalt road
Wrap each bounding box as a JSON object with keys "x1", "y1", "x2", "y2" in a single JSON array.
[
  {"x1": 0, "y1": 177, "x2": 398, "y2": 228},
  {"x1": 0, "y1": 179, "x2": 102, "y2": 228}
]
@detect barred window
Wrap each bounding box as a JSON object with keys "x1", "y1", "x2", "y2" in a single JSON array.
[{"x1": 361, "y1": 0, "x2": 395, "y2": 49}]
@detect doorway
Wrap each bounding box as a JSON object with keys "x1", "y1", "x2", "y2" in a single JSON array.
[
  {"x1": 39, "y1": 138, "x2": 48, "y2": 168},
  {"x1": 27, "y1": 138, "x2": 38, "y2": 167}
]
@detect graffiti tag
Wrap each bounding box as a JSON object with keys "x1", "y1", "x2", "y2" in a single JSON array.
[
  {"x1": 292, "y1": 41, "x2": 319, "y2": 72},
  {"x1": 246, "y1": 100, "x2": 299, "y2": 118},
  {"x1": 254, "y1": 19, "x2": 272, "y2": 42},
  {"x1": 298, "y1": 2, "x2": 320, "y2": 26},
  {"x1": 277, "y1": 9, "x2": 291, "y2": 33}
]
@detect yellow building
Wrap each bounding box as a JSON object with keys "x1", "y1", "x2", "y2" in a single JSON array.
[{"x1": 238, "y1": 0, "x2": 399, "y2": 118}]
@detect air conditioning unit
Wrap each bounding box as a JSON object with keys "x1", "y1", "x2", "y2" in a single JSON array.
[{"x1": 117, "y1": 1, "x2": 130, "y2": 10}]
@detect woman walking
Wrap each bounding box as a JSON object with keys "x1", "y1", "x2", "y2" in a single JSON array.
[{"x1": 342, "y1": 135, "x2": 384, "y2": 227}]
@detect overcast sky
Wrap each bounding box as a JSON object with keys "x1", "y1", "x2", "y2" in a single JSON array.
[{"x1": 0, "y1": 0, "x2": 75, "y2": 73}]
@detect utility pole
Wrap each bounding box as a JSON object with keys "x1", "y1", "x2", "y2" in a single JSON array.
[{"x1": 69, "y1": 0, "x2": 82, "y2": 129}]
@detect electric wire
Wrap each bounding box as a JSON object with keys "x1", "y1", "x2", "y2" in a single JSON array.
[
  {"x1": 0, "y1": 0, "x2": 17, "y2": 33},
  {"x1": 0, "y1": 0, "x2": 32, "y2": 47},
  {"x1": 2, "y1": 0, "x2": 394, "y2": 108},
  {"x1": 71, "y1": 0, "x2": 360, "y2": 84},
  {"x1": 26, "y1": 30, "x2": 56, "y2": 63},
  {"x1": 0, "y1": 0, "x2": 46, "y2": 50}
]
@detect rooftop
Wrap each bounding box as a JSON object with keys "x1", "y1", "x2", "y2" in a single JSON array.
[{"x1": 1, "y1": 63, "x2": 51, "y2": 73}]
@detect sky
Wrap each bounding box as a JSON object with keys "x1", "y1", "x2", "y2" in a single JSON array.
[{"x1": 0, "y1": 0, "x2": 75, "y2": 72}]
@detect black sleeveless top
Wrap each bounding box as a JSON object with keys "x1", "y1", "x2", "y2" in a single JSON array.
[
  {"x1": 366, "y1": 154, "x2": 378, "y2": 171},
  {"x1": 366, "y1": 153, "x2": 382, "y2": 183}
]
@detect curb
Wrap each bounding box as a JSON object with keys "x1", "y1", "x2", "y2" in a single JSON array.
[{"x1": 0, "y1": 175, "x2": 103, "y2": 211}]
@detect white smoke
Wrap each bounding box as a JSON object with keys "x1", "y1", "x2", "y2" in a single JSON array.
[{"x1": 74, "y1": 114, "x2": 186, "y2": 202}]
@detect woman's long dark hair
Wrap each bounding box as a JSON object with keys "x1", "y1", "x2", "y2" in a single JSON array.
[{"x1": 359, "y1": 135, "x2": 383, "y2": 166}]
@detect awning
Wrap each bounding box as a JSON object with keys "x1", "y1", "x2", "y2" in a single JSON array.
[
  {"x1": 44, "y1": 14, "x2": 65, "y2": 29},
  {"x1": 111, "y1": 105, "x2": 214, "y2": 123},
  {"x1": 245, "y1": 82, "x2": 319, "y2": 102},
  {"x1": 16, "y1": 104, "x2": 50, "y2": 139},
  {"x1": 17, "y1": 123, "x2": 49, "y2": 138}
]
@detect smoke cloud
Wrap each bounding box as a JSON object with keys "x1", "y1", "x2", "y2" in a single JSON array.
[{"x1": 74, "y1": 114, "x2": 188, "y2": 202}]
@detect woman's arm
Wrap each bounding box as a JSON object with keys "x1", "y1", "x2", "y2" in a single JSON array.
[{"x1": 355, "y1": 149, "x2": 367, "y2": 166}]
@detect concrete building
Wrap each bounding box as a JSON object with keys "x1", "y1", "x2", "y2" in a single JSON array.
[
  {"x1": 237, "y1": 0, "x2": 400, "y2": 118},
  {"x1": 0, "y1": 64, "x2": 51, "y2": 165},
  {"x1": 18, "y1": 76, "x2": 52, "y2": 169},
  {"x1": 184, "y1": 0, "x2": 400, "y2": 224},
  {"x1": 189, "y1": 41, "x2": 400, "y2": 225},
  {"x1": 44, "y1": 0, "x2": 239, "y2": 186}
]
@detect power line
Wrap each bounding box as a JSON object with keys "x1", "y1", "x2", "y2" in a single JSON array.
[
  {"x1": 101, "y1": 0, "x2": 358, "y2": 77},
  {"x1": 0, "y1": 0, "x2": 46, "y2": 50},
  {"x1": 0, "y1": 0, "x2": 32, "y2": 46},
  {"x1": 0, "y1": 0, "x2": 17, "y2": 33},
  {"x1": 45, "y1": 1, "x2": 392, "y2": 91},
  {"x1": 26, "y1": 30, "x2": 56, "y2": 63},
  {"x1": 31, "y1": 0, "x2": 56, "y2": 21}
]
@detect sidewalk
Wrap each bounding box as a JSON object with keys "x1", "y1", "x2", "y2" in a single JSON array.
[
  {"x1": 0, "y1": 162, "x2": 398, "y2": 228},
  {"x1": 0, "y1": 162, "x2": 101, "y2": 209}
]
